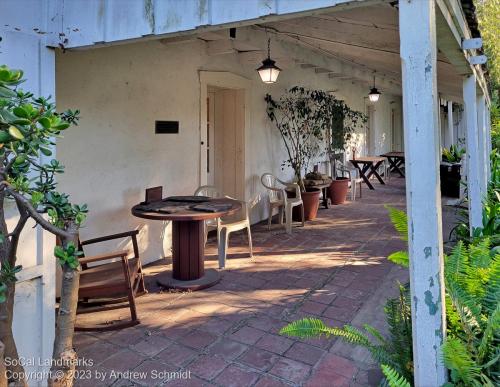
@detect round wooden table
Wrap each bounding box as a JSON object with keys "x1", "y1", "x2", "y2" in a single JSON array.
[{"x1": 132, "y1": 197, "x2": 241, "y2": 291}]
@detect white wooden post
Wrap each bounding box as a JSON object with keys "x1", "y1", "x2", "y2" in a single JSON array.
[
  {"x1": 486, "y1": 105, "x2": 492, "y2": 181},
  {"x1": 399, "y1": 1, "x2": 447, "y2": 385},
  {"x1": 477, "y1": 94, "x2": 489, "y2": 193},
  {"x1": 463, "y1": 75, "x2": 483, "y2": 229},
  {"x1": 447, "y1": 101, "x2": 454, "y2": 147}
]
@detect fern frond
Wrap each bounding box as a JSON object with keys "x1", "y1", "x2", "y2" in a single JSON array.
[
  {"x1": 380, "y1": 365, "x2": 411, "y2": 387},
  {"x1": 477, "y1": 304, "x2": 500, "y2": 364},
  {"x1": 483, "y1": 252, "x2": 500, "y2": 315},
  {"x1": 385, "y1": 206, "x2": 408, "y2": 242},
  {"x1": 363, "y1": 324, "x2": 388, "y2": 345},
  {"x1": 445, "y1": 241, "x2": 469, "y2": 281},
  {"x1": 388, "y1": 251, "x2": 409, "y2": 268},
  {"x1": 445, "y1": 279, "x2": 482, "y2": 338},
  {"x1": 280, "y1": 318, "x2": 333, "y2": 339},
  {"x1": 442, "y1": 337, "x2": 483, "y2": 386}
]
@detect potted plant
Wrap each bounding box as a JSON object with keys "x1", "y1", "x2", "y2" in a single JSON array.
[
  {"x1": 323, "y1": 96, "x2": 366, "y2": 204},
  {"x1": 440, "y1": 144, "x2": 465, "y2": 198},
  {"x1": 265, "y1": 87, "x2": 328, "y2": 220}
]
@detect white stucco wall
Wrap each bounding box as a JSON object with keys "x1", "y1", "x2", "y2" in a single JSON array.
[{"x1": 56, "y1": 32, "x2": 400, "y2": 264}]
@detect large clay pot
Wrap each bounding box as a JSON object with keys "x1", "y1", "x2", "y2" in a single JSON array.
[
  {"x1": 301, "y1": 188, "x2": 321, "y2": 221},
  {"x1": 329, "y1": 178, "x2": 349, "y2": 205},
  {"x1": 289, "y1": 187, "x2": 321, "y2": 221}
]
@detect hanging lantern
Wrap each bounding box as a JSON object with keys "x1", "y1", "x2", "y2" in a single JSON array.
[
  {"x1": 257, "y1": 38, "x2": 281, "y2": 84},
  {"x1": 368, "y1": 76, "x2": 381, "y2": 102}
]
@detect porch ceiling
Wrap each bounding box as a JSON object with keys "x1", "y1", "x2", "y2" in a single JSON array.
[{"x1": 258, "y1": 3, "x2": 463, "y2": 100}]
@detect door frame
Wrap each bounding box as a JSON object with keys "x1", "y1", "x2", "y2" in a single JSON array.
[{"x1": 199, "y1": 71, "x2": 251, "y2": 196}]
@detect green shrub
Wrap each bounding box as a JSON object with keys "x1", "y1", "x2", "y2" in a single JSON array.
[
  {"x1": 442, "y1": 145, "x2": 466, "y2": 163},
  {"x1": 280, "y1": 283, "x2": 414, "y2": 386}
]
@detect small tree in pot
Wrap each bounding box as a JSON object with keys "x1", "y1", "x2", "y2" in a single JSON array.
[
  {"x1": 323, "y1": 97, "x2": 365, "y2": 204},
  {"x1": 265, "y1": 87, "x2": 329, "y2": 220}
]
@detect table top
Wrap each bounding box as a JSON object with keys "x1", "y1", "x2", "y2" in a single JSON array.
[
  {"x1": 350, "y1": 156, "x2": 386, "y2": 164},
  {"x1": 131, "y1": 197, "x2": 242, "y2": 221},
  {"x1": 381, "y1": 151, "x2": 405, "y2": 158}
]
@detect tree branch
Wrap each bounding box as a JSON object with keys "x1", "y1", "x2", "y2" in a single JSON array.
[
  {"x1": 4, "y1": 187, "x2": 73, "y2": 240},
  {"x1": 7, "y1": 199, "x2": 29, "y2": 266}
]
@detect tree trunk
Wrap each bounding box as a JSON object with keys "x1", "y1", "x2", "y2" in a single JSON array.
[
  {"x1": 0, "y1": 193, "x2": 26, "y2": 387},
  {"x1": 0, "y1": 284, "x2": 26, "y2": 387},
  {"x1": 0, "y1": 340, "x2": 8, "y2": 387},
  {"x1": 49, "y1": 222, "x2": 80, "y2": 387}
]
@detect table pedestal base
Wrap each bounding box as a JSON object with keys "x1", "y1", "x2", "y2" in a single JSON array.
[{"x1": 156, "y1": 268, "x2": 221, "y2": 291}]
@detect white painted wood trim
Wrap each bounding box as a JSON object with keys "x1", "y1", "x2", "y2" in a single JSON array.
[
  {"x1": 463, "y1": 75, "x2": 483, "y2": 229},
  {"x1": 486, "y1": 106, "x2": 492, "y2": 182},
  {"x1": 446, "y1": 101, "x2": 454, "y2": 147},
  {"x1": 399, "y1": 0, "x2": 447, "y2": 385},
  {"x1": 477, "y1": 94, "x2": 488, "y2": 198}
]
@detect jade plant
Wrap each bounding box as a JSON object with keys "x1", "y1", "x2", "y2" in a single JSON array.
[{"x1": 0, "y1": 64, "x2": 87, "y2": 386}]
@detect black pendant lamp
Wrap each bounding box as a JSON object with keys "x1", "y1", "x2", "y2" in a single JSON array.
[
  {"x1": 257, "y1": 38, "x2": 281, "y2": 84},
  {"x1": 368, "y1": 76, "x2": 381, "y2": 102}
]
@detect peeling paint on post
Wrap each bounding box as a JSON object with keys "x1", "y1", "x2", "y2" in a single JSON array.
[{"x1": 399, "y1": 0, "x2": 447, "y2": 385}]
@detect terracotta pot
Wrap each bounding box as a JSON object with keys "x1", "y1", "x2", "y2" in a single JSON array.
[
  {"x1": 329, "y1": 178, "x2": 349, "y2": 205},
  {"x1": 301, "y1": 188, "x2": 321, "y2": 221}
]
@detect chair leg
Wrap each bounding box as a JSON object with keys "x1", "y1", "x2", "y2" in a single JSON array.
[
  {"x1": 218, "y1": 229, "x2": 229, "y2": 269},
  {"x1": 351, "y1": 178, "x2": 356, "y2": 201},
  {"x1": 285, "y1": 205, "x2": 292, "y2": 234},
  {"x1": 247, "y1": 225, "x2": 253, "y2": 258},
  {"x1": 300, "y1": 204, "x2": 305, "y2": 227},
  {"x1": 267, "y1": 204, "x2": 272, "y2": 230},
  {"x1": 279, "y1": 207, "x2": 284, "y2": 225}
]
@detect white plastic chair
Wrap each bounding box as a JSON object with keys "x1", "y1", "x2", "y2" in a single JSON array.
[
  {"x1": 261, "y1": 173, "x2": 304, "y2": 234},
  {"x1": 217, "y1": 195, "x2": 259, "y2": 269},
  {"x1": 194, "y1": 185, "x2": 223, "y2": 242},
  {"x1": 336, "y1": 162, "x2": 362, "y2": 201}
]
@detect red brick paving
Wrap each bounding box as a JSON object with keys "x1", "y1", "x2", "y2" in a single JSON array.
[{"x1": 72, "y1": 180, "x2": 431, "y2": 386}]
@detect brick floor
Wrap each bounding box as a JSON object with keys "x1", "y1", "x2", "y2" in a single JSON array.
[{"x1": 73, "y1": 179, "x2": 455, "y2": 386}]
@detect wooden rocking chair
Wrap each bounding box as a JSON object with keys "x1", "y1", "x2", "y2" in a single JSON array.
[{"x1": 75, "y1": 230, "x2": 146, "y2": 331}]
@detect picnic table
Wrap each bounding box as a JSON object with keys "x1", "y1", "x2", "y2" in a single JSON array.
[
  {"x1": 132, "y1": 196, "x2": 241, "y2": 290},
  {"x1": 381, "y1": 151, "x2": 405, "y2": 177},
  {"x1": 349, "y1": 156, "x2": 386, "y2": 190}
]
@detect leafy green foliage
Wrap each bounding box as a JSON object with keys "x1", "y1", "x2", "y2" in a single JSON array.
[
  {"x1": 381, "y1": 365, "x2": 411, "y2": 387},
  {"x1": 385, "y1": 206, "x2": 408, "y2": 242},
  {"x1": 442, "y1": 240, "x2": 499, "y2": 386},
  {"x1": 265, "y1": 87, "x2": 365, "y2": 188},
  {"x1": 54, "y1": 242, "x2": 83, "y2": 270},
  {"x1": 0, "y1": 262, "x2": 22, "y2": 303},
  {"x1": 281, "y1": 284, "x2": 414, "y2": 385},
  {"x1": 442, "y1": 145, "x2": 466, "y2": 164},
  {"x1": 475, "y1": 0, "x2": 500, "y2": 84},
  {"x1": 0, "y1": 64, "x2": 87, "y2": 267},
  {"x1": 385, "y1": 206, "x2": 409, "y2": 267},
  {"x1": 451, "y1": 150, "x2": 500, "y2": 247}
]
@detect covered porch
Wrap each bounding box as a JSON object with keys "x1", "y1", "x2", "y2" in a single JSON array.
[
  {"x1": 0, "y1": 0, "x2": 492, "y2": 385},
  {"x1": 73, "y1": 179, "x2": 457, "y2": 386}
]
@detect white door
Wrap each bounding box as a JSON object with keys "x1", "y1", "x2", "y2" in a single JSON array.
[
  {"x1": 206, "y1": 92, "x2": 216, "y2": 185},
  {"x1": 212, "y1": 88, "x2": 245, "y2": 199}
]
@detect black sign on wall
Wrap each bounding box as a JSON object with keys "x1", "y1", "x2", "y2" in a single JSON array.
[{"x1": 155, "y1": 121, "x2": 179, "y2": 134}]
